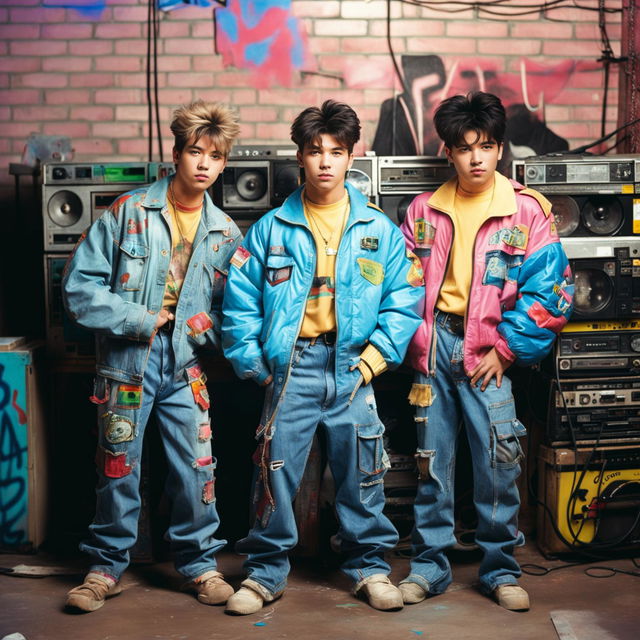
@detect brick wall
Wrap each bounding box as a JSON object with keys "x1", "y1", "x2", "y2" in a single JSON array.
[{"x1": 0, "y1": 0, "x2": 623, "y2": 193}]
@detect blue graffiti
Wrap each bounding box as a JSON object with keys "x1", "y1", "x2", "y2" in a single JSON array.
[
  {"x1": 239, "y1": 0, "x2": 290, "y2": 28},
  {"x1": 0, "y1": 363, "x2": 28, "y2": 547},
  {"x1": 246, "y1": 34, "x2": 276, "y2": 65},
  {"x1": 44, "y1": 0, "x2": 106, "y2": 18}
]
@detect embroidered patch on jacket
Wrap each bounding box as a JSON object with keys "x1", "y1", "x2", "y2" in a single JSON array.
[
  {"x1": 357, "y1": 257, "x2": 384, "y2": 285},
  {"x1": 553, "y1": 278, "x2": 574, "y2": 314},
  {"x1": 187, "y1": 312, "x2": 214, "y2": 337},
  {"x1": 269, "y1": 245, "x2": 286, "y2": 255},
  {"x1": 488, "y1": 224, "x2": 529, "y2": 250},
  {"x1": 230, "y1": 246, "x2": 251, "y2": 268},
  {"x1": 406, "y1": 250, "x2": 425, "y2": 287},
  {"x1": 116, "y1": 384, "x2": 142, "y2": 409},
  {"x1": 360, "y1": 236, "x2": 379, "y2": 251},
  {"x1": 127, "y1": 218, "x2": 148, "y2": 235},
  {"x1": 482, "y1": 250, "x2": 524, "y2": 289},
  {"x1": 414, "y1": 218, "x2": 436, "y2": 248}
]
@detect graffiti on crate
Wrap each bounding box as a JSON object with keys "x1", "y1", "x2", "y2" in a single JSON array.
[
  {"x1": 214, "y1": 0, "x2": 315, "y2": 87},
  {"x1": 0, "y1": 362, "x2": 29, "y2": 547}
]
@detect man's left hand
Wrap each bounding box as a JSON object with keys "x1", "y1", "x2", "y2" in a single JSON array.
[{"x1": 469, "y1": 347, "x2": 509, "y2": 391}]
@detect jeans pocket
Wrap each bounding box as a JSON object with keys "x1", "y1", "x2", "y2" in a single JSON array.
[
  {"x1": 356, "y1": 422, "x2": 389, "y2": 504},
  {"x1": 489, "y1": 399, "x2": 526, "y2": 469}
]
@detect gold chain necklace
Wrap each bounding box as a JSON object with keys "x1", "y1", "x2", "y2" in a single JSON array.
[{"x1": 304, "y1": 195, "x2": 349, "y2": 256}]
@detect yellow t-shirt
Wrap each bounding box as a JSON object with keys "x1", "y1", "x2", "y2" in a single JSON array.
[
  {"x1": 163, "y1": 198, "x2": 201, "y2": 308},
  {"x1": 436, "y1": 183, "x2": 495, "y2": 316},
  {"x1": 299, "y1": 190, "x2": 350, "y2": 337}
]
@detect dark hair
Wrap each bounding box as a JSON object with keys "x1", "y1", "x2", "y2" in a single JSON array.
[
  {"x1": 433, "y1": 92, "x2": 506, "y2": 148},
  {"x1": 290, "y1": 99, "x2": 361, "y2": 153}
]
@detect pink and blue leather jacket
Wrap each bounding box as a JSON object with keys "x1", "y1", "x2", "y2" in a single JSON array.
[{"x1": 400, "y1": 173, "x2": 573, "y2": 376}]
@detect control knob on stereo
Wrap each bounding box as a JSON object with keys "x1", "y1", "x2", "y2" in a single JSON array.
[
  {"x1": 52, "y1": 167, "x2": 68, "y2": 180},
  {"x1": 632, "y1": 358, "x2": 640, "y2": 368},
  {"x1": 572, "y1": 340, "x2": 582, "y2": 351},
  {"x1": 631, "y1": 335, "x2": 640, "y2": 352}
]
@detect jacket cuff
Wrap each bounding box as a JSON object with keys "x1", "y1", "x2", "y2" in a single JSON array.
[
  {"x1": 360, "y1": 344, "x2": 388, "y2": 378},
  {"x1": 125, "y1": 305, "x2": 157, "y2": 341},
  {"x1": 252, "y1": 363, "x2": 272, "y2": 385},
  {"x1": 494, "y1": 337, "x2": 516, "y2": 364}
]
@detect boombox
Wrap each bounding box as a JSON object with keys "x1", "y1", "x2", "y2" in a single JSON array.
[
  {"x1": 537, "y1": 444, "x2": 640, "y2": 554},
  {"x1": 547, "y1": 376, "x2": 640, "y2": 445},
  {"x1": 377, "y1": 156, "x2": 455, "y2": 224},
  {"x1": 561, "y1": 237, "x2": 640, "y2": 320},
  {"x1": 555, "y1": 321, "x2": 640, "y2": 377},
  {"x1": 42, "y1": 162, "x2": 175, "y2": 252},
  {"x1": 513, "y1": 155, "x2": 640, "y2": 237}
]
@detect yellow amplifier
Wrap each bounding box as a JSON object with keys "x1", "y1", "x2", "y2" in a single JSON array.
[
  {"x1": 537, "y1": 444, "x2": 640, "y2": 555},
  {"x1": 561, "y1": 320, "x2": 640, "y2": 333}
]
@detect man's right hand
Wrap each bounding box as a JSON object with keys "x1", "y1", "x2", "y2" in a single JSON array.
[
  {"x1": 260, "y1": 375, "x2": 273, "y2": 386},
  {"x1": 155, "y1": 308, "x2": 175, "y2": 329}
]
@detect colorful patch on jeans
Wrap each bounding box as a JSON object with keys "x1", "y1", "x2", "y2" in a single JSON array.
[
  {"x1": 198, "y1": 422, "x2": 212, "y2": 442},
  {"x1": 194, "y1": 456, "x2": 213, "y2": 468},
  {"x1": 202, "y1": 479, "x2": 215, "y2": 504},
  {"x1": 414, "y1": 218, "x2": 435, "y2": 248},
  {"x1": 357, "y1": 258, "x2": 384, "y2": 286},
  {"x1": 190, "y1": 378, "x2": 210, "y2": 410},
  {"x1": 116, "y1": 384, "x2": 142, "y2": 409},
  {"x1": 186, "y1": 364, "x2": 204, "y2": 382},
  {"x1": 230, "y1": 245, "x2": 251, "y2": 268},
  {"x1": 103, "y1": 412, "x2": 135, "y2": 444},
  {"x1": 186, "y1": 312, "x2": 213, "y2": 337},
  {"x1": 360, "y1": 236, "x2": 379, "y2": 251},
  {"x1": 482, "y1": 250, "x2": 524, "y2": 289},
  {"x1": 488, "y1": 224, "x2": 529, "y2": 250},
  {"x1": 406, "y1": 249, "x2": 424, "y2": 287},
  {"x1": 96, "y1": 447, "x2": 132, "y2": 478}
]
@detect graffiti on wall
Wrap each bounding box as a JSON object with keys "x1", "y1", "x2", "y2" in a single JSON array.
[
  {"x1": 214, "y1": 0, "x2": 315, "y2": 87},
  {"x1": 44, "y1": 0, "x2": 106, "y2": 17},
  {"x1": 0, "y1": 357, "x2": 29, "y2": 548},
  {"x1": 352, "y1": 55, "x2": 603, "y2": 168}
]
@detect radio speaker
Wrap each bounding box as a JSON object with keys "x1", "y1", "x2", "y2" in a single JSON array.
[{"x1": 221, "y1": 160, "x2": 270, "y2": 210}]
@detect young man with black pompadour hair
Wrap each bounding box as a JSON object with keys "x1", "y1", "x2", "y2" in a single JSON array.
[
  {"x1": 221, "y1": 99, "x2": 424, "y2": 615},
  {"x1": 399, "y1": 91, "x2": 573, "y2": 612}
]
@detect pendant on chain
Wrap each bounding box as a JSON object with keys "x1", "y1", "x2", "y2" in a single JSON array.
[{"x1": 325, "y1": 247, "x2": 337, "y2": 256}]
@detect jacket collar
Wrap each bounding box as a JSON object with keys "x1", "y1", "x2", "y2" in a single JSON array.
[
  {"x1": 428, "y1": 172, "x2": 518, "y2": 218},
  {"x1": 275, "y1": 182, "x2": 375, "y2": 227},
  {"x1": 142, "y1": 175, "x2": 232, "y2": 232}
]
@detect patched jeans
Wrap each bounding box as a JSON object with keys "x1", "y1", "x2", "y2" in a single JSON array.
[
  {"x1": 236, "y1": 336, "x2": 398, "y2": 596},
  {"x1": 402, "y1": 312, "x2": 526, "y2": 595},
  {"x1": 81, "y1": 330, "x2": 225, "y2": 581}
]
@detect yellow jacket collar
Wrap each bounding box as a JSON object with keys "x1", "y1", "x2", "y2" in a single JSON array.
[{"x1": 427, "y1": 172, "x2": 518, "y2": 218}]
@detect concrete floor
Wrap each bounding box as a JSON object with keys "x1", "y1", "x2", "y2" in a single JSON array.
[{"x1": 1, "y1": 542, "x2": 639, "y2": 640}]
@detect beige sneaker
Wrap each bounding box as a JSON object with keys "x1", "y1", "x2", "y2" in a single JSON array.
[
  {"x1": 399, "y1": 582, "x2": 428, "y2": 604},
  {"x1": 493, "y1": 584, "x2": 530, "y2": 611},
  {"x1": 190, "y1": 570, "x2": 234, "y2": 605},
  {"x1": 225, "y1": 586, "x2": 265, "y2": 615},
  {"x1": 358, "y1": 574, "x2": 404, "y2": 611},
  {"x1": 66, "y1": 572, "x2": 122, "y2": 612}
]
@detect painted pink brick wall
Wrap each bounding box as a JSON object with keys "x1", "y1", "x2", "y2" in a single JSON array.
[{"x1": 0, "y1": 0, "x2": 622, "y2": 192}]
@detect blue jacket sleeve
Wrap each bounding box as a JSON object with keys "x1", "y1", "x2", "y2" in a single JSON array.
[
  {"x1": 497, "y1": 226, "x2": 573, "y2": 366},
  {"x1": 367, "y1": 223, "x2": 424, "y2": 368},
  {"x1": 221, "y1": 223, "x2": 272, "y2": 384},
  {"x1": 62, "y1": 213, "x2": 157, "y2": 342}
]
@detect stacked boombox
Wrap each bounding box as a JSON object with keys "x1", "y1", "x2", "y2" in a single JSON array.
[{"x1": 513, "y1": 155, "x2": 640, "y2": 555}]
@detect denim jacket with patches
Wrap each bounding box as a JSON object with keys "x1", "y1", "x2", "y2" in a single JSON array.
[
  {"x1": 400, "y1": 173, "x2": 574, "y2": 376},
  {"x1": 221, "y1": 183, "x2": 423, "y2": 396},
  {"x1": 62, "y1": 175, "x2": 242, "y2": 384}
]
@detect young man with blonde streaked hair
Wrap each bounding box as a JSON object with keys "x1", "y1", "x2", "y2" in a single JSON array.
[{"x1": 63, "y1": 99, "x2": 242, "y2": 612}]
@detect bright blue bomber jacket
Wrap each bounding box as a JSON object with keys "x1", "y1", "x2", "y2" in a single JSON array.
[{"x1": 221, "y1": 182, "x2": 424, "y2": 397}]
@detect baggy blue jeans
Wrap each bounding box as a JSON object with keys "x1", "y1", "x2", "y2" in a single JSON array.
[
  {"x1": 80, "y1": 330, "x2": 226, "y2": 581},
  {"x1": 402, "y1": 311, "x2": 526, "y2": 595},
  {"x1": 236, "y1": 336, "x2": 399, "y2": 596}
]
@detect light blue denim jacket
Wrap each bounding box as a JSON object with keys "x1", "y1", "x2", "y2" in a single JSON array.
[
  {"x1": 62, "y1": 175, "x2": 242, "y2": 385},
  {"x1": 221, "y1": 183, "x2": 424, "y2": 397}
]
